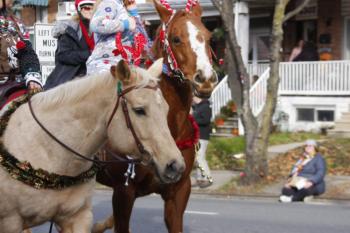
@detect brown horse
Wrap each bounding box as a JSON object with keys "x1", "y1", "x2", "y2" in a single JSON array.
[{"x1": 93, "y1": 1, "x2": 217, "y2": 233}]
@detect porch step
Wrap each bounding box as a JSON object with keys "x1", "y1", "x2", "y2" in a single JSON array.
[
  {"x1": 333, "y1": 120, "x2": 350, "y2": 129},
  {"x1": 328, "y1": 130, "x2": 350, "y2": 138},
  {"x1": 341, "y1": 112, "x2": 350, "y2": 117},
  {"x1": 213, "y1": 116, "x2": 238, "y2": 137},
  {"x1": 339, "y1": 112, "x2": 350, "y2": 118},
  {"x1": 328, "y1": 112, "x2": 350, "y2": 138},
  {"x1": 210, "y1": 132, "x2": 236, "y2": 138},
  {"x1": 216, "y1": 125, "x2": 236, "y2": 134}
]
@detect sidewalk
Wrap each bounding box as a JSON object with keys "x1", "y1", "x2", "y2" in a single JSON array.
[{"x1": 192, "y1": 142, "x2": 350, "y2": 200}]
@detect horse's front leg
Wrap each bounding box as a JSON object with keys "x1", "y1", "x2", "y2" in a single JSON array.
[
  {"x1": 57, "y1": 203, "x2": 93, "y2": 233},
  {"x1": 113, "y1": 185, "x2": 136, "y2": 233},
  {"x1": 92, "y1": 215, "x2": 114, "y2": 233},
  {"x1": 162, "y1": 176, "x2": 191, "y2": 233},
  {"x1": 0, "y1": 215, "x2": 24, "y2": 233}
]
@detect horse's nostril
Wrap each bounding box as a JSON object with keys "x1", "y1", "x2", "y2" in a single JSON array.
[
  {"x1": 165, "y1": 160, "x2": 184, "y2": 179},
  {"x1": 194, "y1": 74, "x2": 205, "y2": 84},
  {"x1": 166, "y1": 160, "x2": 177, "y2": 172}
]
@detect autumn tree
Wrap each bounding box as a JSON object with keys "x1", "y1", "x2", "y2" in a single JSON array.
[{"x1": 211, "y1": 0, "x2": 311, "y2": 184}]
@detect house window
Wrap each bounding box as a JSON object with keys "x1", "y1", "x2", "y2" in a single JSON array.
[
  {"x1": 317, "y1": 110, "x2": 334, "y2": 122},
  {"x1": 297, "y1": 108, "x2": 315, "y2": 122}
]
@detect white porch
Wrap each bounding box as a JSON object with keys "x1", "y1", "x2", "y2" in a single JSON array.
[{"x1": 210, "y1": 60, "x2": 350, "y2": 133}]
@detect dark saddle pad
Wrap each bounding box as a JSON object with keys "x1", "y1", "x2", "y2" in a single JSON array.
[{"x1": 0, "y1": 77, "x2": 25, "y2": 109}]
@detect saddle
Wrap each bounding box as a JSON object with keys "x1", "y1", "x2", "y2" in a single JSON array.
[{"x1": 0, "y1": 75, "x2": 26, "y2": 109}]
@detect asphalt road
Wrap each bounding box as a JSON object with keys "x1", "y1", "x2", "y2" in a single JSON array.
[{"x1": 31, "y1": 190, "x2": 350, "y2": 233}]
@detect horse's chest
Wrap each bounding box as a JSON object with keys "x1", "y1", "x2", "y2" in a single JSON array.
[{"x1": 0, "y1": 169, "x2": 93, "y2": 223}]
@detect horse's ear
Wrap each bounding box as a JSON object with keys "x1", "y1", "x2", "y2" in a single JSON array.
[
  {"x1": 191, "y1": 3, "x2": 202, "y2": 17},
  {"x1": 148, "y1": 58, "x2": 163, "y2": 78},
  {"x1": 110, "y1": 60, "x2": 132, "y2": 85},
  {"x1": 153, "y1": 0, "x2": 172, "y2": 23}
]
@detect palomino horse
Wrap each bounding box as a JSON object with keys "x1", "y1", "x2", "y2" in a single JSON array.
[
  {"x1": 93, "y1": 1, "x2": 217, "y2": 233},
  {"x1": 0, "y1": 59, "x2": 185, "y2": 233}
]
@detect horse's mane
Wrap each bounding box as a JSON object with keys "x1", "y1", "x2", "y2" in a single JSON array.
[
  {"x1": 33, "y1": 66, "x2": 159, "y2": 110},
  {"x1": 33, "y1": 72, "x2": 115, "y2": 110}
]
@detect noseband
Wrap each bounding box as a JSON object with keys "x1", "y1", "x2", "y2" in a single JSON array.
[{"x1": 28, "y1": 84, "x2": 159, "y2": 166}]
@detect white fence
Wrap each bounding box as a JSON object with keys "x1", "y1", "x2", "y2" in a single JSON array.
[
  {"x1": 279, "y1": 60, "x2": 350, "y2": 95},
  {"x1": 247, "y1": 62, "x2": 270, "y2": 78},
  {"x1": 211, "y1": 60, "x2": 350, "y2": 119},
  {"x1": 249, "y1": 68, "x2": 270, "y2": 116},
  {"x1": 210, "y1": 63, "x2": 270, "y2": 119},
  {"x1": 210, "y1": 75, "x2": 230, "y2": 119}
]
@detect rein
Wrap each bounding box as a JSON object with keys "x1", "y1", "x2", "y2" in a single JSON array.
[
  {"x1": 27, "y1": 97, "x2": 139, "y2": 165},
  {"x1": 28, "y1": 84, "x2": 159, "y2": 166},
  {"x1": 0, "y1": 94, "x2": 99, "y2": 190}
]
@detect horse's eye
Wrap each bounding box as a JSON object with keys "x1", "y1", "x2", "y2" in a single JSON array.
[
  {"x1": 172, "y1": 36, "x2": 181, "y2": 45},
  {"x1": 133, "y1": 107, "x2": 146, "y2": 116}
]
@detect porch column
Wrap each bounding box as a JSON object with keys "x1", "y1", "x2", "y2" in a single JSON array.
[
  {"x1": 234, "y1": 1, "x2": 250, "y2": 66},
  {"x1": 234, "y1": 1, "x2": 249, "y2": 135}
]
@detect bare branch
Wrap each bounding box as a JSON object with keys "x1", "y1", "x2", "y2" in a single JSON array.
[
  {"x1": 211, "y1": 0, "x2": 223, "y2": 12},
  {"x1": 283, "y1": 0, "x2": 311, "y2": 22}
]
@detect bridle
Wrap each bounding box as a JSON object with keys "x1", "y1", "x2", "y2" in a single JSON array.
[
  {"x1": 106, "y1": 84, "x2": 159, "y2": 162},
  {"x1": 158, "y1": 0, "x2": 213, "y2": 82},
  {"x1": 28, "y1": 83, "x2": 159, "y2": 166},
  {"x1": 159, "y1": 10, "x2": 186, "y2": 82}
]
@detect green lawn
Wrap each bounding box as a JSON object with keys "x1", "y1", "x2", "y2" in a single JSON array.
[{"x1": 207, "y1": 132, "x2": 324, "y2": 170}]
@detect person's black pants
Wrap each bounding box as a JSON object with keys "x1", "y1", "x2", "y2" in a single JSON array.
[{"x1": 282, "y1": 186, "x2": 319, "y2": 202}]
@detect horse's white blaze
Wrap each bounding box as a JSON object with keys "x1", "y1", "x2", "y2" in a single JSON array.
[{"x1": 187, "y1": 21, "x2": 212, "y2": 79}]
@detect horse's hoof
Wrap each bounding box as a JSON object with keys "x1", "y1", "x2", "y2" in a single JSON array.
[{"x1": 91, "y1": 223, "x2": 106, "y2": 233}]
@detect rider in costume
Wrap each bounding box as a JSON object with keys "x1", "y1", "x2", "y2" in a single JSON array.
[
  {"x1": 44, "y1": 0, "x2": 96, "y2": 90},
  {"x1": 0, "y1": 0, "x2": 42, "y2": 95},
  {"x1": 86, "y1": 0, "x2": 151, "y2": 74}
]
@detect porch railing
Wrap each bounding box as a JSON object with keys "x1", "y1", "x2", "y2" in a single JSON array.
[
  {"x1": 279, "y1": 60, "x2": 350, "y2": 95},
  {"x1": 210, "y1": 60, "x2": 350, "y2": 120},
  {"x1": 210, "y1": 75, "x2": 230, "y2": 119},
  {"x1": 249, "y1": 68, "x2": 270, "y2": 116},
  {"x1": 247, "y1": 62, "x2": 270, "y2": 77}
]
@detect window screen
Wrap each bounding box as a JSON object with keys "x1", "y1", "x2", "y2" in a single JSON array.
[
  {"x1": 297, "y1": 108, "x2": 315, "y2": 122},
  {"x1": 317, "y1": 110, "x2": 334, "y2": 121}
]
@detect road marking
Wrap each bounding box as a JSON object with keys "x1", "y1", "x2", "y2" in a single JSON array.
[{"x1": 185, "y1": 210, "x2": 219, "y2": 215}]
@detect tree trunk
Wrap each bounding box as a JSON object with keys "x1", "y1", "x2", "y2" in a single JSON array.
[{"x1": 212, "y1": 0, "x2": 310, "y2": 185}]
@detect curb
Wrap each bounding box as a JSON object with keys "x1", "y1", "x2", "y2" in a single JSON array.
[
  {"x1": 190, "y1": 189, "x2": 350, "y2": 202},
  {"x1": 95, "y1": 186, "x2": 350, "y2": 203}
]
